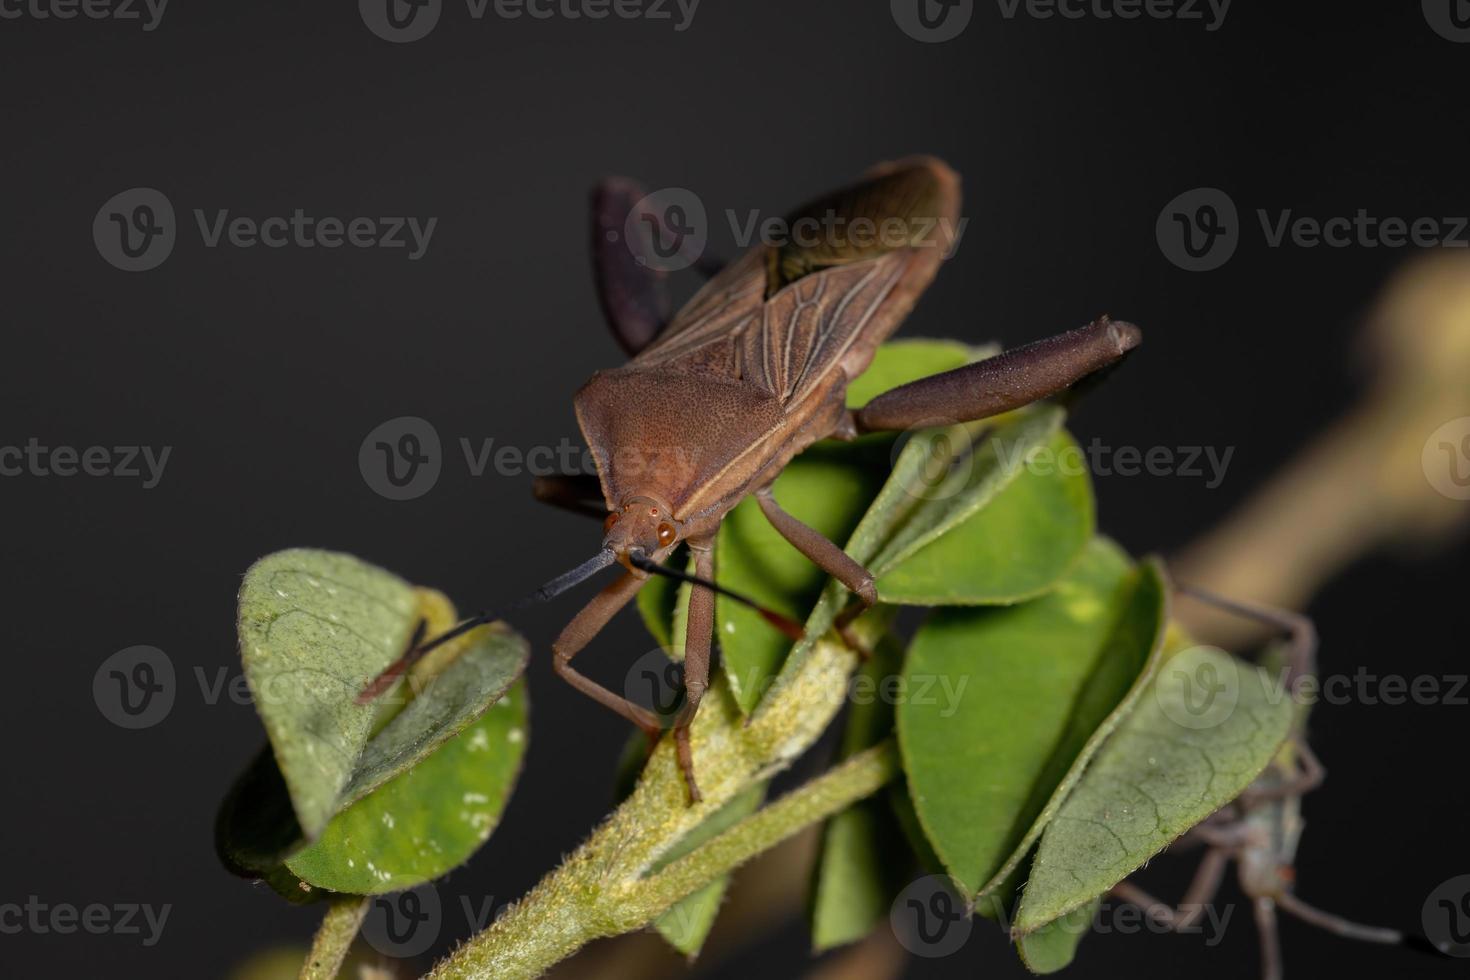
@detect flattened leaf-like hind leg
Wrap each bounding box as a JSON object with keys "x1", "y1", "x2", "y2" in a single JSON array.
[
  {"x1": 838, "y1": 316, "x2": 1142, "y2": 436},
  {"x1": 591, "y1": 178, "x2": 723, "y2": 357}
]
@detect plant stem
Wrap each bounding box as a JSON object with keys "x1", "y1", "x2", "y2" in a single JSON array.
[
  {"x1": 300, "y1": 894, "x2": 368, "y2": 980},
  {"x1": 637, "y1": 741, "x2": 899, "y2": 913},
  {"x1": 430, "y1": 742, "x2": 898, "y2": 980},
  {"x1": 426, "y1": 617, "x2": 894, "y2": 980}
]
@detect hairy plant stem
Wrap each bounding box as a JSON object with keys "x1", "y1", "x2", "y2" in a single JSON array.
[
  {"x1": 300, "y1": 894, "x2": 368, "y2": 980},
  {"x1": 426, "y1": 618, "x2": 894, "y2": 980}
]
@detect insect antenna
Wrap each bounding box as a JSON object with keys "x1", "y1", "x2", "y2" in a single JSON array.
[
  {"x1": 627, "y1": 552, "x2": 804, "y2": 641},
  {"x1": 355, "y1": 549, "x2": 618, "y2": 704}
]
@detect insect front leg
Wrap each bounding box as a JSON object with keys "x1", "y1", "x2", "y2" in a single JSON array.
[
  {"x1": 551, "y1": 571, "x2": 666, "y2": 738},
  {"x1": 840, "y1": 316, "x2": 1142, "y2": 435},
  {"x1": 754, "y1": 486, "x2": 878, "y2": 655},
  {"x1": 754, "y1": 487, "x2": 877, "y2": 606},
  {"x1": 672, "y1": 538, "x2": 717, "y2": 804},
  {"x1": 591, "y1": 178, "x2": 723, "y2": 357}
]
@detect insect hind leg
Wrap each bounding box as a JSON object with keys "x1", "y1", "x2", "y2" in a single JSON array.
[{"x1": 844, "y1": 317, "x2": 1141, "y2": 435}]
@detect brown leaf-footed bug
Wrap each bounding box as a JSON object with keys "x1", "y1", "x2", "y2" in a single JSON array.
[{"x1": 360, "y1": 157, "x2": 1142, "y2": 803}]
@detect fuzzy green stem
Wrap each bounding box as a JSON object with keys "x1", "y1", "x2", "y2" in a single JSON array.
[
  {"x1": 300, "y1": 894, "x2": 368, "y2": 980},
  {"x1": 426, "y1": 617, "x2": 893, "y2": 980},
  {"x1": 429, "y1": 742, "x2": 898, "y2": 980},
  {"x1": 637, "y1": 741, "x2": 899, "y2": 913}
]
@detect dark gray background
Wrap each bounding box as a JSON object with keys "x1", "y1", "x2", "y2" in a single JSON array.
[{"x1": 1, "y1": 2, "x2": 1467, "y2": 977}]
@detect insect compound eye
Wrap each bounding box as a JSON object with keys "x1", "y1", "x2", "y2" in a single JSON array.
[
  {"x1": 603, "y1": 512, "x2": 619, "y2": 534},
  {"x1": 656, "y1": 522, "x2": 677, "y2": 547}
]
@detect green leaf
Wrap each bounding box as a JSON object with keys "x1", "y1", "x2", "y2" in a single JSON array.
[
  {"x1": 649, "y1": 783, "x2": 767, "y2": 955},
  {"x1": 763, "y1": 407, "x2": 1065, "y2": 711},
  {"x1": 237, "y1": 549, "x2": 424, "y2": 840},
  {"x1": 869, "y1": 406, "x2": 1066, "y2": 578},
  {"x1": 1016, "y1": 898, "x2": 1099, "y2": 973},
  {"x1": 221, "y1": 549, "x2": 530, "y2": 896},
  {"x1": 716, "y1": 440, "x2": 890, "y2": 712},
  {"x1": 338, "y1": 622, "x2": 527, "y2": 806},
  {"x1": 1014, "y1": 646, "x2": 1294, "y2": 933},
  {"x1": 897, "y1": 543, "x2": 1168, "y2": 899},
  {"x1": 808, "y1": 635, "x2": 911, "y2": 951},
  {"x1": 286, "y1": 681, "x2": 528, "y2": 894},
  {"x1": 876, "y1": 429, "x2": 1094, "y2": 605}
]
